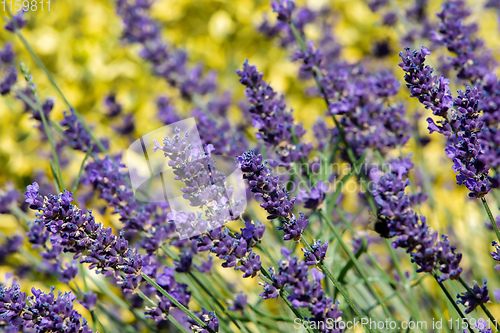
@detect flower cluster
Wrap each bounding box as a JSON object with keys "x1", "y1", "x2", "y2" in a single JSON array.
[
  {"x1": 155, "y1": 128, "x2": 245, "y2": 238},
  {"x1": 116, "y1": 0, "x2": 247, "y2": 155},
  {"x1": 228, "y1": 292, "x2": 247, "y2": 313},
  {"x1": 432, "y1": 0, "x2": 496, "y2": 83},
  {"x1": 456, "y1": 279, "x2": 490, "y2": 314},
  {"x1": 116, "y1": 0, "x2": 214, "y2": 98},
  {"x1": 302, "y1": 240, "x2": 328, "y2": 266},
  {"x1": 297, "y1": 181, "x2": 327, "y2": 210},
  {"x1": 399, "y1": 47, "x2": 492, "y2": 197},
  {"x1": 82, "y1": 155, "x2": 174, "y2": 253},
  {"x1": 0, "y1": 280, "x2": 93, "y2": 332},
  {"x1": 236, "y1": 61, "x2": 312, "y2": 166},
  {"x1": 4, "y1": 13, "x2": 27, "y2": 32},
  {"x1": 259, "y1": 3, "x2": 317, "y2": 48},
  {"x1": 267, "y1": 2, "x2": 410, "y2": 157},
  {"x1": 237, "y1": 150, "x2": 309, "y2": 240},
  {"x1": 197, "y1": 220, "x2": 264, "y2": 278},
  {"x1": 260, "y1": 248, "x2": 344, "y2": 332},
  {"x1": 478, "y1": 74, "x2": 500, "y2": 187},
  {"x1": 0, "y1": 184, "x2": 19, "y2": 214},
  {"x1": 25, "y1": 182, "x2": 143, "y2": 293},
  {"x1": 156, "y1": 96, "x2": 180, "y2": 125},
  {"x1": 0, "y1": 235, "x2": 23, "y2": 265},
  {"x1": 371, "y1": 159, "x2": 463, "y2": 281},
  {"x1": 59, "y1": 109, "x2": 105, "y2": 153},
  {"x1": 490, "y1": 241, "x2": 500, "y2": 270},
  {"x1": 188, "y1": 308, "x2": 219, "y2": 333},
  {"x1": 399, "y1": 46, "x2": 452, "y2": 121},
  {"x1": 447, "y1": 87, "x2": 490, "y2": 197},
  {"x1": 141, "y1": 255, "x2": 192, "y2": 322},
  {"x1": 0, "y1": 43, "x2": 17, "y2": 96}
]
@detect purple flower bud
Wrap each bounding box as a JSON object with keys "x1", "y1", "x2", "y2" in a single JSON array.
[
  {"x1": 4, "y1": 13, "x2": 27, "y2": 32},
  {"x1": 457, "y1": 279, "x2": 490, "y2": 314},
  {"x1": 79, "y1": 291, "x2": 98, "y2": 312},
  {"x1": 229, "y1": 292, "x2": 247, "y2": 312},
  {"x1": 271, "y1": 0, "x2": 295, "y2": 23}
]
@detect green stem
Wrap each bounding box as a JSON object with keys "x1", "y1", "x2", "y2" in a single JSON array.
[
  {"x1": 9, "y1": 205, "x2": 30, "y2": 230},
  {"x1": 136, "y1": 290, "x2": 190, "y2": 333},
  {"x1": 140, "y1": 272, "x2": 211, "y2": 331},
  {"x1": 73, "y1": 147, "x2": 93, "y2": 193},
  {"x1": 14, "y1": 31, "x2": 109, "y2": 156},
  {"x1": 434, "y1": 273, "x2": 475, "y2": 333},
  {"x1": 318, "y1": 209, "x2": 393, "y2": 323},
  {"x1": 19, "y1": 63, "x2": 65, "y2": 191},
  {"x1": 481, "y1": 197, "x2": 500, "y2": 244}
]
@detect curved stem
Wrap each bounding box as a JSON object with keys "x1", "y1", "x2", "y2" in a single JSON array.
[
  {"x1": 433, "y1": 273, "x2": 475, "y2": 333},
  {"x1": 140, "y1": 272, "x2": 213, "y2": 332}
]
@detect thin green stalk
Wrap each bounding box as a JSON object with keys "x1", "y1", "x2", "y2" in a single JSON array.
[
  {"x1": 19, "y1": 63, "x2": 65, "y2": 191},
  {"x1": 317, "y1": 261, "x2": 375, "y2": 333},
  {"x1": 140, "y1": 272, "x2": 212, "y2": 331},
  {"x1": 317, "y1": 209, "x2": 393, "y2": 323},
  {"x1": 301, "y1": 235, "x2": 379, "y2": 331},
  {"x1": 9, "y1": 204, "x2": 30, "y2": 230},
  {"x1": 14, "y1": 89, "x2": 86, "y2": 152},
  {"x1": 90, "y1": 311, "x2": 108, "y2": 333},
  {"x1": 49, "y1": 160, "x2": 62, "y2": 193},
  {"x1": 434, "y1": 273, "x2": 475, "y2": 333},
  {"x1": 136, "y1": 290, "x2": 190, "y2": 333},
  {"x1": 458, "y1": 276, "x2": 498, "y2": 330},
  {"x1": 73, "y1": 147, "x2": 93, "y2": 193},
  {"x1": 182, "y1": 274, "x2": 232, "y2": 332},
  {"x1": 14, "y1": 31, "x2": 109, "y2": 156},
  {"x1": 187, "y1": 272, "x2": 249, "y2": 333},
  {"x1": 86, "y1": 273, "x2": 152, "y2": 329},
  {"x1": 78, "y1": 263, "x2": 104, "y2": 333},
  {"x1": 385, "y1": 239, "x2": 424, "y2": 325},
  {"x1": 256, "y1": 243, "x2": 278, "y2": 267},
  {"x1": 248, "y1": 304, "x2": 295, "y2": 323},
  {"x1": 96, "y1": 303, "x2": 138, "y2": 333},
  {"x1": 481, "y1": 197, "x2": 500, "y2": 244}
]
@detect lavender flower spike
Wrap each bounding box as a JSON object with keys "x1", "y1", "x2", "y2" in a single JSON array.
[
  {"x1": 237, "y1": 150, "x2": 309, "y2": 241},
  {"x1": 236, "y1": 61, "x2": 311, "y2": 167},
  {"x1": 0, "y1": 279, "x2": 93, "y2": 332},
  {"x1": 371, "y1": 159, "x2": 462, "y2": 281},
  {"x1": 25, "y1": 182, "x2": 143, "y2": 293},
  {"x1": 398, "y1": 46, "x2": 453, "y2": 119}
]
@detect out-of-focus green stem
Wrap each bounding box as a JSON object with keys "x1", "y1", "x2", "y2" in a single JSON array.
[
  {"x1": 434, "y1": 273, "x2": 475, "y2": 333},
  {"x1": 140, "y1": 272, "x2": 211, "y2": 331},
  {"x1": 13, "y1": 30, "x2": 109, "y2": 156},
  {"x1": 19, "y1": 63, "x2": 65, "y2": 191},
  {"x1": 136, "y1": 290, "x2": 190, "y2": 333},
  {"x1": 481, "y1": 197, "x2": 500, "y2": 244},
  {"x1": 316, "y1": 209, "x2": 393, "y2": 325},
  {"x1": 73, "y1": 147, "x2": 93, "y2": 193}
]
